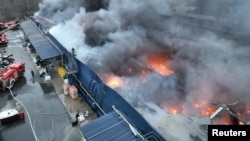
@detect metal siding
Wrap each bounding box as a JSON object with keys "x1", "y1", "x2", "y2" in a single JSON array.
[
  {"x1": 80, "y1": 111, "x2": 143, "y2": 141},
  {"x1": 20, "y1": 20, "x2": 61, "y2": 60},
  {"x1": 28, "y1": 18, "x2": 166, "y2": 141},
  {"x1": 72, "y1": 58, "x2": 166, "y2": 141}
]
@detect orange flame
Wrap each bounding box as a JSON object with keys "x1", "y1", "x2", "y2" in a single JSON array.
[
  {"x1": 98, "y1": 73, "x2": 123, "y2": 89},
  {"x1": 246, "y1": 104, "x2": 250, "y2": 114},
  {"x1": 146, "y1": 53, "x2": 174, "y2": 76},
  {"x1": 212, "y1": 113, "x2": 232, "y2": 125},
  {"x1": 192, "y1": 100, "x2": 217, "y2": 117},
  {"x1": 161, "y1": 96, "x2": 250, "y2": 125},
  {"x1": 128, "y1": 67, "x2": 132, "y2": 73},
  {"x1": 141, "y1": 69, "x2": 148, "y2": 75},
  {"x1": 161, "y1": 101, "x2": 185, "y2": 115}
]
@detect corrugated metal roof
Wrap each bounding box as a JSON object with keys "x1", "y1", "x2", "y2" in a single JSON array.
[
  {"x1": 20, "y1": 20, "x2": 61, "y2": 61},
  {"x1": 34, "y1": 16, "x2": 55, "y2": 28},
  {"x1": 80, "y1": 111, "x2": 144, "y2": 141}
]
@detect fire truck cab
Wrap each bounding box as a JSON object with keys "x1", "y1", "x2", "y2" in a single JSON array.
[
  {"x1": 0, "y1": 62, "x2": 25, "y2": 91},
  {"x1": 0, "y1": 23, "x2": 6, "y2": 30},
  {"x1": 0, "y1": 34, "x2": 8, "y2": 46}
]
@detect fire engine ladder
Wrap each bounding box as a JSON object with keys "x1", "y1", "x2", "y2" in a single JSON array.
[{"x1": 0, "y1": 20, "x2": 24, "y2": 34}]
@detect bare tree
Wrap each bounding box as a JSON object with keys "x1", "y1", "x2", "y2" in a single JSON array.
[{"x1": 0, "y1": 0, "x2": 40, "y2": 21}]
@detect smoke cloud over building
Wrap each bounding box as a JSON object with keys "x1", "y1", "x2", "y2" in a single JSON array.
[{"x1": 35, "y1": 0, "x2": 250, "y2": 140}]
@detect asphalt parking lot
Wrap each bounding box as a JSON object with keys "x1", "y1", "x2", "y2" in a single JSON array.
[{"x1": 0, "y1": 29, "x2": 96, "y2": 141}]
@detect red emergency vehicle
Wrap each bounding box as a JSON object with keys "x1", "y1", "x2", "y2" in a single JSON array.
[
  {"x1": 0, "y1": 34, "x2": 7, "y2": 46},
  {"x1": 0, "y1": 62, "x2": 25, "y2": 91},
  {"x1": 0, "y1": 23, "x2": 6, "y2": 30}
]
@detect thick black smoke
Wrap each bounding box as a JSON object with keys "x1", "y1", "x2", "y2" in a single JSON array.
[
  {"x1": 35, "y1": 0, "x2": 109, "y2": 23},
  {"x1": 189, "y1": 0, "x2": 250, "y2": 37},
  {"x1": 83, "y1": 0, "x2": 109, "y2": 12},
  {"x1": 40, "y1": 0, "x2": 250, "y2": 112},
  {"x1": 36, "y1": 0, "x2": 250, "y2": 140}
]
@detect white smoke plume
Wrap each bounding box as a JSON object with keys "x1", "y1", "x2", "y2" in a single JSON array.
[{"x1": 36, "y1": 0, "x2": 250, "y2": 140}]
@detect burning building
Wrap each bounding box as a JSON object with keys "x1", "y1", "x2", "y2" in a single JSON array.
[{"x1": 29, "y1": 0, "x2": 250, "y2": 140}]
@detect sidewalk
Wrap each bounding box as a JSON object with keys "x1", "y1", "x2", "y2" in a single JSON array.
[
  {"x1": 25, "y1": 42, "x2": 97, "y2": 131},
  {"x1": 50, "y1": 69, "x2": 97, "y2": 124},
  {"x1": 2, "y1": 29, "x2": 97, "y2": 141}
]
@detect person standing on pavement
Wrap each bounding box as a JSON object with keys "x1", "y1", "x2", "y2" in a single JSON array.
[{"x1": 31, "y1": 70, "x2": 34, "y2": 77}]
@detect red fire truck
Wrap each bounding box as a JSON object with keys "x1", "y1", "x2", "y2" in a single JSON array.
[
  {"x1": 0, "y1": 23, "x2": 6, "y2": 30},
  {"x1": 4, "y1": 21, "x2": 17, "y2": 30},
  {"x1": 0, "y1": 62, "x2": 25, "y2": 91},
  {"x1": 0, "y1": 108, "x2": 25, "y2": 125},
  {"x1": 0, "y1": 34, "x2": 8, "y2": 46},
  {"x1": 0, "y1": 21, "x2": 18, "y2": 31}
]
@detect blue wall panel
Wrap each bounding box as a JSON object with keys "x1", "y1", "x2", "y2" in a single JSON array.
[{"x1": 44, "y1": 24, "x2": 165, "y2": 141}]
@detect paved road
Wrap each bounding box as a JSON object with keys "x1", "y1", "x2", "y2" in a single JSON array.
[{"x1": 0, "y1": 29, "x2": 84, "y2": 141}]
